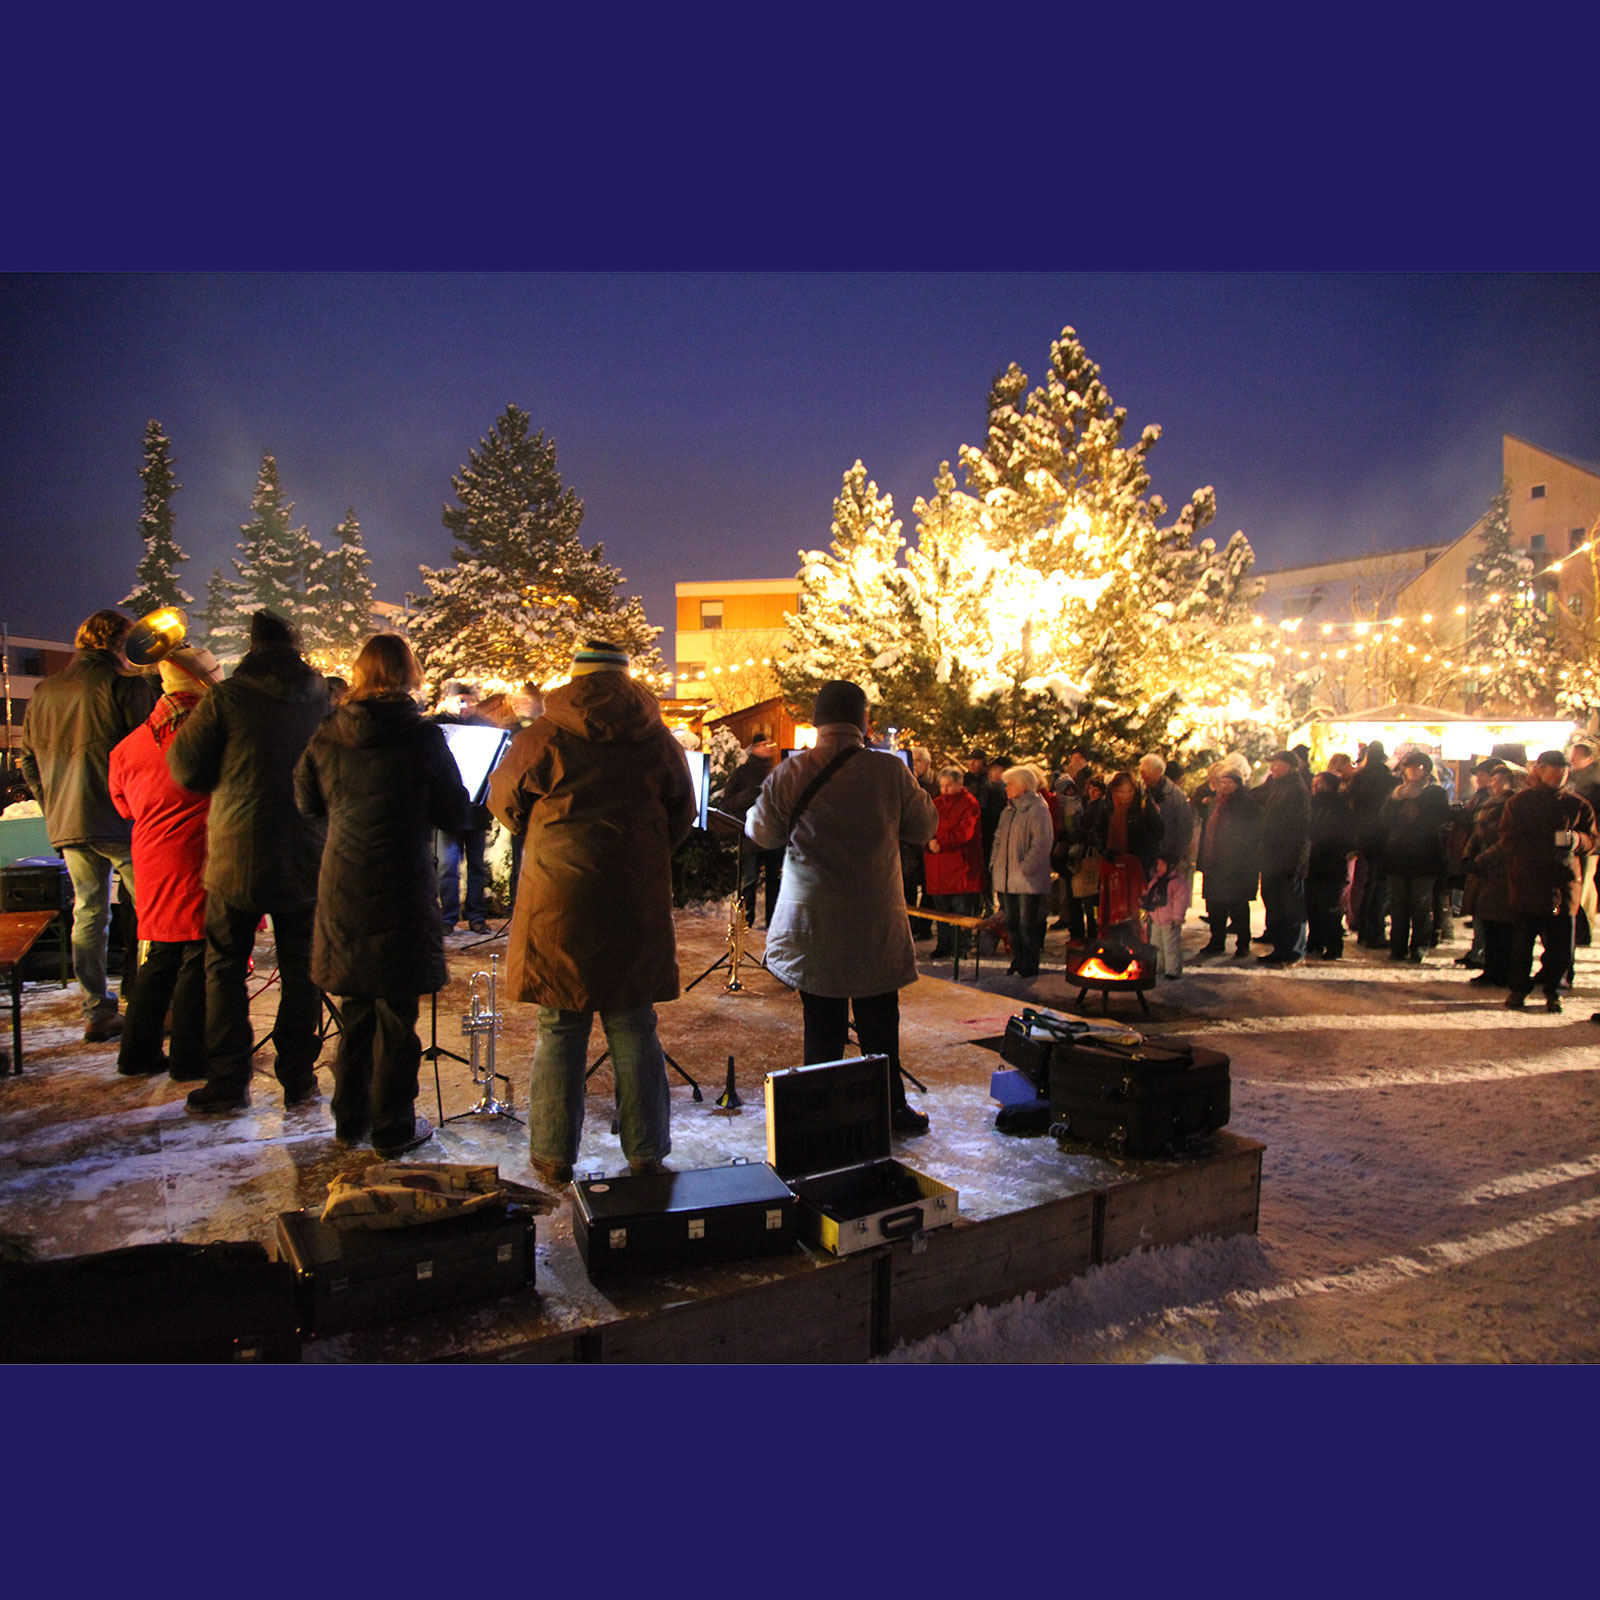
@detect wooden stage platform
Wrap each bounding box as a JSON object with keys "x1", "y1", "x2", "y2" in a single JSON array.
[
  {"x1": 0, "y1": 907, "x2": 1263, "y2": 1363},
  {"x1": 303, "y1": 1131, "x2": 1263, "y2": 1363}
]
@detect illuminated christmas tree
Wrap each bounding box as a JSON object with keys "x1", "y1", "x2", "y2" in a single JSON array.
[{"x1": 778, "y1": 327, "x2": 1263, "y2": 766}]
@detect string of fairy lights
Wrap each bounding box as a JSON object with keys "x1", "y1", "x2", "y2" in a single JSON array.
[{"x1": 1250, "y1": 515, "x2": 1600, "y2": 685}]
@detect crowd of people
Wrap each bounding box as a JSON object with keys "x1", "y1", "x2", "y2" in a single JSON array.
[
  {"x1": 19, "y1": 608, "x2": 1600, "y2": 1184},
  {"x1": 886, "y1": 734, "x2": 1600, "y2": 1012}
]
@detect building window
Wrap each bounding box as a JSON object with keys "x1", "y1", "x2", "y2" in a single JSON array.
[
  {"x1": 1571, "y1": 592, "x2": 1586, "y2": 619},
  {"x1": 699, "y1": 599, "x2": 723, "y2": 630},
  {"x1": 1530, "y1": 485, "x2": 1546, "y2": 499},
  {"x1": 8, "y1": 648, "x2": 43, "y2": 676},
  {"x1": 1530, "y1": 534, "x2": 1546, "y2": 552},
  {"x1": 1574, "y1": 529, "x2": 1587, "y2": 552},
  {"x1": 678, "y1": 661, "x2": 704, "y2": 682}
]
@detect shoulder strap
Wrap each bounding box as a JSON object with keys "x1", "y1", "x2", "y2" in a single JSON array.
[{"x1": 785, "y1": 744, "x2": 864, "y2": 845}]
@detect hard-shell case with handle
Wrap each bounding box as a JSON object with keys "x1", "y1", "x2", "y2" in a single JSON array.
[
  {"x1": 764, "y1": 1055, "x2": 958, "y2": 1256},
  {"x1": 571, "y1": 1160, "x2": 800, "y2": 1279}
]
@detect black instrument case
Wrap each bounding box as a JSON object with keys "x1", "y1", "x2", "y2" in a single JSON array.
[
  {"x1": 275, "y1": 1203, "x2": 536, "y2": 1335},
  {"x1": 1049, "y1": 1033, "x2": 1231, "y2": 1157},
  {"x1": 571, "y1": 1160, "x2": 799, "y2": 1279}
]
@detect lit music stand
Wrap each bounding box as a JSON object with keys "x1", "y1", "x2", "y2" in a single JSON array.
[{"x1": 429, "y1": 722, "x2": 512, "y2": 1119}]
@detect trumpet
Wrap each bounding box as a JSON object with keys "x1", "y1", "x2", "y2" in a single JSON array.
[
  {"x1": 724, "y1": 889, "x2": 748, "y2": 994},
  {"x1": 453, "y1": 954, "x2": 521, "y2": 1122}
]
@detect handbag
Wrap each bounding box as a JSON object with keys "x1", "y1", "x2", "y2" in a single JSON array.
[{"x1": 1070, "y1": 849, "x2": 1102, "y2": 898}]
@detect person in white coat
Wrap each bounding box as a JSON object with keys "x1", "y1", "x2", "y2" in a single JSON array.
[
  {"x1": 990, "y1": 766, "x2": 1054, "y2": 977},
  {"x1": 747, "y1": 680, "x2": 939, "y2": 1134}
]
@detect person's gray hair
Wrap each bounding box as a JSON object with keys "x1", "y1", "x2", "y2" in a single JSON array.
[
  {"x1": 937, "y1": 766, "x2": 963, "y2": 784},
  {"x1": 1002, "y1": 765, "x2": 1039, "y2": 792},
  {"x1": 1138, "y1": 753, "x2": 1167, "y2": 779}
]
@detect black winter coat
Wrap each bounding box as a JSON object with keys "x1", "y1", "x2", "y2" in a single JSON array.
[
  {"x1": 1307, "y1": 790, "x2": 1357, "y2": 881},
  {"x1": 1377, "y1": 780, "x2": 1452, "y2": 876},
  {"x1": 167, "y1": 644, "x2": 330, "y2": 908},
  {"x1": 1086, "y1": 790, "x2": 1162, "y2": 871},
  {"x1": 1348, "y1": 759, "x2": 1399, "y2": 853},
  {"x1": 1198, "y1": 786, "x2": 1260, "y2": 905},
  {"x1": 1257, "y1": 774, "x2": 1311, "y2": 878},
  {"x1": 721, "y1": 752, "x2": 775, "y2": 819},
  {"x1": 20, "y1": 650, "x2": 157, "y2": 847},
  {"x1": 295, "y1": 696, "x2": 470, "y2": 997}
]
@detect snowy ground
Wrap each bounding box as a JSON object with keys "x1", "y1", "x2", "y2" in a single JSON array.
[
  {"x1": 882, "y1": 921, "x2": 1600, "y2": 1364},
  {"x1": 4, "y1": 904, "x2": 1597, "y2": 1364}
]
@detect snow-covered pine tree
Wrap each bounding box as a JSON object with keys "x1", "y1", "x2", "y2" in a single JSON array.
[
  {"x1": 410, "y1": 404, "x2": 665, "y2": 690},
  {"x1": 306, "y1": 508, "x2": 376, "y2": 670},
  {"x1": 1069, "y1": 628, "x2": 1185, "y2": 771},
  {"x1": 122, "y1": 419, "x2": 191, "y2": 616},
  {"x1": 198, "y1": 565, "x2": 249, "y2": 664},
  {"x1": 1461, "y1": 481, "x2": 1554, "y2": 715},
  {"x1": 230, "y1": 453, "x2": 323, "y2": 644},
  {"x1": 776, "y1": 461, "x2": 920, "y2": 718},
  {"x1": 926, "y1": 328, "x2": 1258, "y2": 762},
  {"x1": 952, "y1": 327, "x2": 1247, "y2": 735}
]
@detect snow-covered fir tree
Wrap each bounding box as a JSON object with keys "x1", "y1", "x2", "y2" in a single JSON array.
[
  {"x1": 410, "y1": 404, "x2": 665, "y2": 690},
  {"x1": 306, "y1": 508, "x2": 376, "y2": 669},
  {"x1": 1461, "y1": 481, "x2": 1553, "y2": 715},
  {"x1": 777, "y1": 461, "x2": 921, "y2": 714},
  {"x1": 777, "y1": 328, "x2": 1262, "y2": 767},
  {"x1": 1070, "y1": 628, "x2": 1185, "y2": 771},
  {"x1": 122, "y1": 419, "x2": 191, "y2": 615},
  {"x1": 230, "y1": 452, "x2": 323, "y2": 643},
  {"x1": 198, "y1": 565, "x2": 248, "y2": 663}
]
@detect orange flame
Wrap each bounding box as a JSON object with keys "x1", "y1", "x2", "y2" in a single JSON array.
[{"x1": 1075, "y1": 955, "x2": 1143, "y2": 982}]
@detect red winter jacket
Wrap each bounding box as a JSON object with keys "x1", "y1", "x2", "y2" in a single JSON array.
[
  {"x1": 109, "y1": 694, "x2": 210, "y2": 942},
  {"x1": 925, "y1": 787, "x2": 983, "y2": 896}
]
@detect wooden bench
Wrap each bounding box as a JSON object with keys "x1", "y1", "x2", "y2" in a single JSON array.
[
  {"x1": 910, "y1": 908, "x2": 993, "y2": 981},
  {"x1": 0, "y1": 910, "x2": 60, "y2": 1075}
]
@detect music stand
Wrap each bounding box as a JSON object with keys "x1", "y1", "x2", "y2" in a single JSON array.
[{"x1": 682, "y1": 808, "x2": 780, "y2": 993}]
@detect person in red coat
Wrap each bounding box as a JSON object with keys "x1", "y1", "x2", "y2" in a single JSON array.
[
  {"x1": 107, "y1": 646, "x2": 221, "y2": 1079},
  {"x1": 924, "y1": 768, "x2": 983, "y2": 957}
]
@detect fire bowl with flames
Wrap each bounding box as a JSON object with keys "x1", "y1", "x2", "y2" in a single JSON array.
[{"x1": 1065, "y1": 938, "x2": 1159, "y2": 1015}]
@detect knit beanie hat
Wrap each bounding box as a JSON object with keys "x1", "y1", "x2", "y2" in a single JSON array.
[
  {"x1": 572, "y1": 639, "x2": 629, "y2": 676},
  {"x1": 249, "y1": 609, "x2": 298, "y2": 650}
]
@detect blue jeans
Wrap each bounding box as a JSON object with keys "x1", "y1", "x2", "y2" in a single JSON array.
[
  {"x1": 62, "y1": 842, "x2": 135, "y2": 1020},
  {"x1": 529, "y1": 1005, "x2": 671, "y2": 1169},
  {"x1": 437, "y1": 827, "x2": 489, "y2": 924}
]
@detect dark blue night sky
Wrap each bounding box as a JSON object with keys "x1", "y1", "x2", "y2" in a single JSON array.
[{"x1": 3, "y1": 272, "x2": 1598, "y2": 653}]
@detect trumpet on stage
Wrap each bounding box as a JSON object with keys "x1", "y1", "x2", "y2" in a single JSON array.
[{"x1": 453, "y1": 954, "x2": 520, "y2": 1122}]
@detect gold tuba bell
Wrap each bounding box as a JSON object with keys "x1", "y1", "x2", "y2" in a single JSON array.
[
  {"x1": 123, "y1": 607, "x2": 223, "y2": 688},
  {"x1": 123, "y1": 607, "x2": 189, "y2": 665}
]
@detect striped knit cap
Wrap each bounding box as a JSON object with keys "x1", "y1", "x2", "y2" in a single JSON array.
[{"x1": 571, "y1": 639, "x2": 630, "y2": 675}]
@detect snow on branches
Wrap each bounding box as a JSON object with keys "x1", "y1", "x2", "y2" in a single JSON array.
[
  {"x1": 778, "y1": 328, "x2": 1262, "y2": 766},
  {"x1": 409, "y1": 404, "x2": 664, "y2": 692}
]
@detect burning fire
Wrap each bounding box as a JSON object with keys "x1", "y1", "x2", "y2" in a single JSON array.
[{"x1": 1075, "y1": 955, "x2": 1143, "y2": 982}]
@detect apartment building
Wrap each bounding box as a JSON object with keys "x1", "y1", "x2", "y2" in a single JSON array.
[{"x1": 673, "y1": 578, "x2": 800, "y2": 702}]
